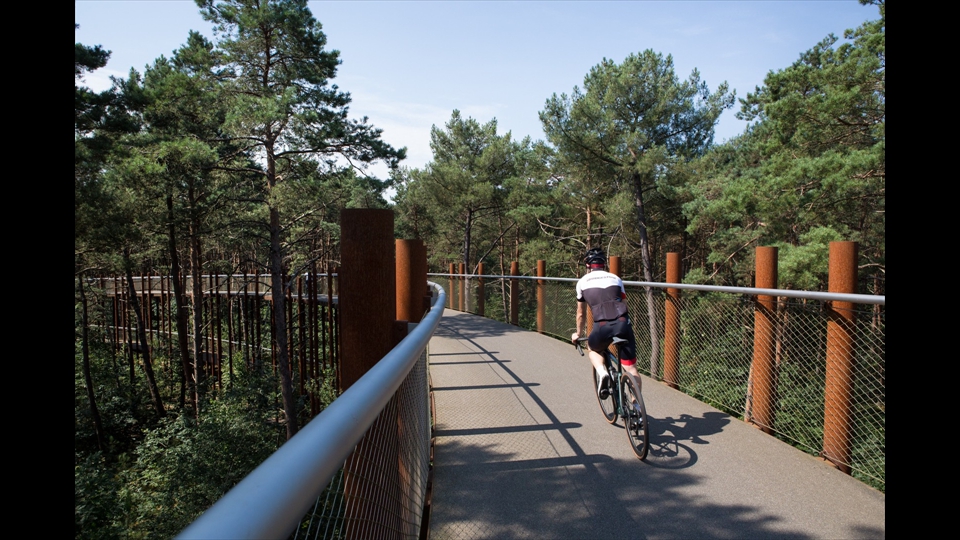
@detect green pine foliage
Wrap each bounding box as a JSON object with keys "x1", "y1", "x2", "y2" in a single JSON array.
[
  {"x1": 115, "y1": 365, "x2": 282, "y2": 539},
  {"x1": 684, "y1": 0, "x2": 884, "y2": 291},
  {"x1": 74, "y1": 347, "x2": 296, "y2": 539}
]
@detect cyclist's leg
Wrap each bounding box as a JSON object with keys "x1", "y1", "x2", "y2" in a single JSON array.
[
  {"x1": 622, "y1": 362, "x2": 642, "y2": 396},
  {"x1": 614, "y1": 320, "x2": 642, "y2": 396},
  {"x1": 588, "y1": 326, "x2": 615, "y2": 395},
  {"x1": 586, "y1": 349, "x2": 606, "y2": 376}
]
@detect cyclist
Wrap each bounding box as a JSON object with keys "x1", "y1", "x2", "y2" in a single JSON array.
[{"x1": 570, "y1": 248, "x2": 642, "y2": 400}]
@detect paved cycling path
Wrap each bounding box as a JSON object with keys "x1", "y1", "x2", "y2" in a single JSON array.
[{"x1": 426, "y1": 310, "x2": 884, "y2": 539}]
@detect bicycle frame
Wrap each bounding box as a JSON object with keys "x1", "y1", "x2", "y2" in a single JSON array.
[
  {"x1": 604, "y1": 340, "x2": 628, "y2": 418},
  {"x1": 577, "y1": 337, "x2": 627, "y2": 422},
  {"x1": 577, "y1": 336, "x2": 650, "y2": 460}
]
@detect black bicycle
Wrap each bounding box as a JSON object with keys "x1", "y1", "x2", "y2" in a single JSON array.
[{"x1": 576, "y1": 336, "x2": 650, "y2": 460}]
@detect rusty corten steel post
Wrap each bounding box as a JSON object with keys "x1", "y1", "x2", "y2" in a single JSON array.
[
  {"x1": 397, "y1": 238, "x2": 427, "y2": 322},
  {"x1": 510, "y1": 261, "x2": 519, "y2": 326},
  {"x1": 417, "y1": 243, "x2": 430, "y2": 317},
  {"x1": 417, "y1": 242, "x2": 428, "y2": 320},
  {"x1": 448, "y1": 263, "x2": 455, "y2": 309},
  {"x1": 663, "y1": 253, "x2": 681, "y2": 389},
  {"x1": 477, "y1": 262, "x2": 485, "y2": 318},
  {"x1": 608, "y1": 255, "x2": 620, "y2": 278},
  {"x1": 338, "y1": 209, "x2": 396, "y2": 393},
  {"x1": 458, "y1": 262, "x2": 466, "y2": 312},
  {"x1": 824, "y1": 241, "x2": 858, "y2": 474},
  {"x1": 340, "y1": 210, "x2": 401, "y2": 540},
  {"x1": 536, "y1": 260, "x2": 546, "y2": 333},
  {"x1": 750, "y1": 246, "x2": 779, "y2": 434},
  {"x1": 396, "y1": 239, "x2": 421, "y2": 324}
]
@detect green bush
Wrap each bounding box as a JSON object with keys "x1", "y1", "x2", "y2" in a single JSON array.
[
  {"x1": 75, "y1": 452, "x2": 123, "y2": 540},
  {"x1": 75, "y1": 360, "x2": 284, "y2": 539}
]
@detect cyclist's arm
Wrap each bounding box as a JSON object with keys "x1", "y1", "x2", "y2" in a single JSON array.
[{"x1": 575, "y1": 300, "x2": 586, "y2": 337}]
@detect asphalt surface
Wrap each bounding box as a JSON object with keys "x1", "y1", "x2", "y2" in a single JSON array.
[{"x1": 426, "y1": 310, "x2": 885, "y2": 540}]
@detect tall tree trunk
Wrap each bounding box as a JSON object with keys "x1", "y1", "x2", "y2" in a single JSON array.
[
  {"x1": 270, "y1": 205, "x2": 299, "y2": 440},
  {"x1": 265, "y1": 140, "x2": 299, "y2": 440},
  {"x1": 631, "y1": 171, "x2": 661, "y2": 379},
  {"x1": 586, "y1": 205, "x2": 593, "y2": 249},
  {"x1": 514, "y1": 224, "x2": 521, "y2": 262},
  {"x1": 122, "y1": 247, "x2": 166, "y2": 419},
  {"x1": 167, "y1": 194, "x2": 195, "y2": 415},
  {"x1": 190, "y1": 208, "x2": 205, "y2": 417},
  {"x1": 78, "y1": 272, "x2": 106, "y2": 451}
]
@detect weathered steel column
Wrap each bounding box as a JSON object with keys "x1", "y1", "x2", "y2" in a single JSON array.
[
  {"x1": 510, "y1": 261, "x2": 519, "y2": 326},
  {"x1": 458, "y1": 262, "x2": 466, "y2": 312},
  {"x1": 396, "y1": 239, "x2": 424, "y2": 323},
  {"x1": 663, "y1": 253, "x2": 681, "y2": 389},
  {"x1": 448, "y1": 263, "x2": 455, "y2": 310},
  {"x1": 608, "y1": 255, "x2": 620, "y2": 278},
  {"x1": 536, "y1": 260, "x2": 546, "y2": 333},
  {"x1": 823, "y1": 241, "x2": 858, "y2": 474},
  {"x1": 477, "y1": 262, "x2": 485, "y2": 317},
  {"x1": 339, "y1": 209, "x2": 396, "y2": 392},
  {"x1": 394, "y1": 239, "x2": 426, "y2": 538},
  {"x1": 749, "y1": 246, "x2": 779, "y2": 434},
  {"x1": 417, "y1": 243, "x2": 430, "y2": 316},
  {"x1": 340, "y1": 209, "x2": 401, "y2": 540},
  {"x1": 418, "y1": 244, "x2": 428, "y2": 319}
]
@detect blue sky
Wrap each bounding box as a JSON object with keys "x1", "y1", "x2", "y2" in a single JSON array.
[{"x1": 75, "y1": 1, "x2": 879, "y2": 179}]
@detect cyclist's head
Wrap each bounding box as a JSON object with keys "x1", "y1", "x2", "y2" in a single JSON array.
[{"x1": 584, "y1": 247, "x2": 606, "y2": 270}]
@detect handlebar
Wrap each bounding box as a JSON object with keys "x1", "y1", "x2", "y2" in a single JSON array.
[{"x1": 574, "y1": 338, "x2": 587, "y2": 357}]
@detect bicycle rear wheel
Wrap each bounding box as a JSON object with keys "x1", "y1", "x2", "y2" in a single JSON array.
[
  {"x1": 621, "y1": 376, "x2": 649, "y2": 460},
  {"x1": 593, "y1": 366, "x2": 616, "y2": 424}
]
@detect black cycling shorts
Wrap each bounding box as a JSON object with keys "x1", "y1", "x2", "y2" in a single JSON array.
[{"x1": 588, "y1": 317, "x2": 637, "y2": 364}]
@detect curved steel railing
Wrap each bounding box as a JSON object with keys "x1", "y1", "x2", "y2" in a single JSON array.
[
  {"x1": 178, "y1": 282, "x2": 446, "y2": 540},
  {"x1": 428, "y1": 272, "x2": 885, "y2": 305}
]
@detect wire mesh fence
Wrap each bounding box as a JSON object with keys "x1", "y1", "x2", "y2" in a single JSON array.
[
  {"x1": 170, "y1": 283, "x2": 444, "y2": 539},
  {"x1": 432, "y1": 273, "x2": 885, "y2": 492},
  {"x1": 291, "y1": 348, "x2": 432, "y2": 540}
]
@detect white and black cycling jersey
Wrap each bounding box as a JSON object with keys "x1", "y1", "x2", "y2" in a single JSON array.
[{"x1": 575, "y1": 270, "x2": 628, "y2": 322}]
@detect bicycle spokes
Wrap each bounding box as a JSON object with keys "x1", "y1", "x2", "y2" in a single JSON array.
[{"x1": 621, "y1": 376, "x2": 650, "y2": 460}]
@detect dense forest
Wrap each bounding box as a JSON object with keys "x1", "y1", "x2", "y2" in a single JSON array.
[{"x1": 75, "y1": 0, "x2": 884, "y2": 537}]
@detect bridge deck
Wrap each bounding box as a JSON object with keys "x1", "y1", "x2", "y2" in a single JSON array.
[{"x1": 426, "y1": 310, "x2": 884, "y2": 539}]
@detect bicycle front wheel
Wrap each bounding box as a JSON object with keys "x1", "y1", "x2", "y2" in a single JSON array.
[
  {"x1": 621, "y1": 375, "x2": 649, "y2": 460},
  {"x1": 593, "y1": 366, "x2": 616, "y2": 424}
]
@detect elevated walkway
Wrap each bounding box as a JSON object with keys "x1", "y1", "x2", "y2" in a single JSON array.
[{"x1": 427, "y1": 310, "x2": 884, "y2": 539}]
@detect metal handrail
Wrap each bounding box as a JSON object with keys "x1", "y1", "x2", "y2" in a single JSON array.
[
  {"x1": 427, "y1": 272, "x2": 885, "y2": 306},
  {"x1": 177, "y1": 282, "x2": 446, "y2": 540}
]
